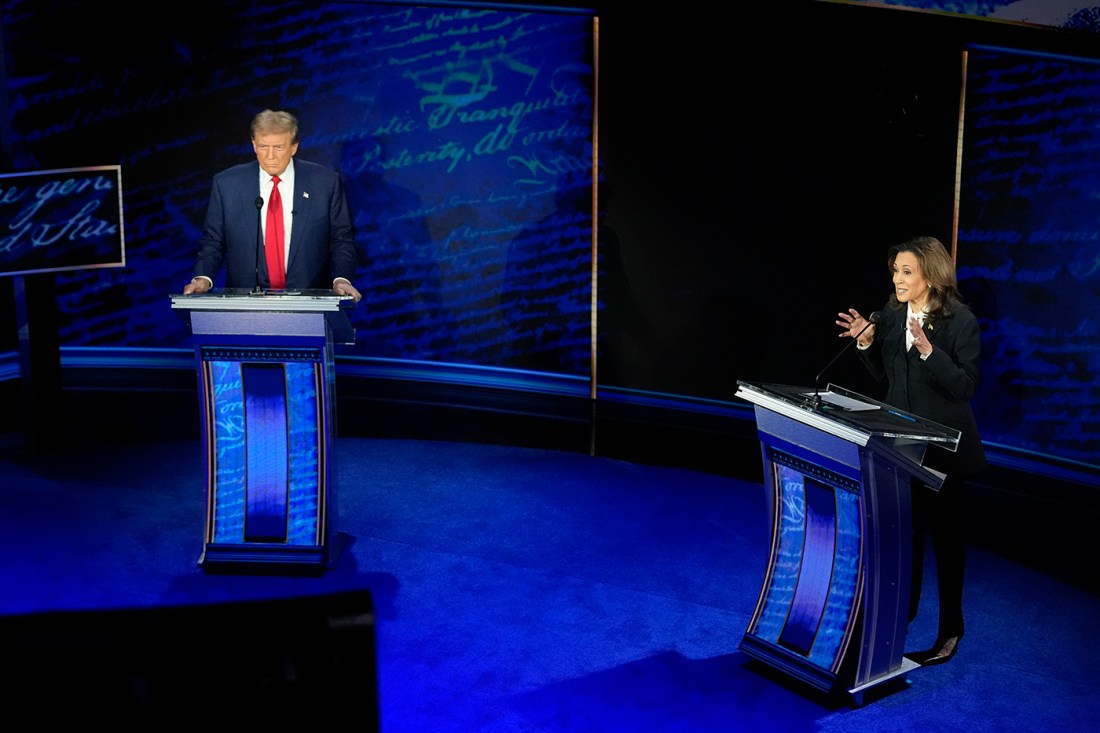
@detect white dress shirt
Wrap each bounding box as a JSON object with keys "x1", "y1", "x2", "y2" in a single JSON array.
[{"x1": 906, "y1": 305, "x2": 931, "y2": 360}]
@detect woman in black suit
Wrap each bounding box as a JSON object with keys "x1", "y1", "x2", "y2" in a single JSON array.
[{"x1": 836, "y1": 235, "x2": 987, "y2": 666}]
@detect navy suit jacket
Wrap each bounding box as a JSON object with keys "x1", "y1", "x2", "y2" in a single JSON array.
[
  {"x1": 193, "y1": 158, "x2": 358, "y2": 290},
  {"x1": 857, "y1": 301, "x2": 987, "y2": 477}
]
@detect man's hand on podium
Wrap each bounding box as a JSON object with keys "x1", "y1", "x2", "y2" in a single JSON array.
[
  {"x1": 333, "y1": 278, "x2": 361, "y2": 302},
  {"x1": 183, "y1": 277, "x2": 212, "y2": 295}
]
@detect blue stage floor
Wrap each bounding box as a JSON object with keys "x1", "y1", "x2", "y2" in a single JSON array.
[{"x1": 1, "y1": 435, "x2": 1097, "y2": 731}]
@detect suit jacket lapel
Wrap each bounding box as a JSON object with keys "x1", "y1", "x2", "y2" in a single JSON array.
[{"x1": 286, "y1": 168, "x2": 304, "y2": 275}]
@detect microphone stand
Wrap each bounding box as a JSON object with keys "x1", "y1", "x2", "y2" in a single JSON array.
[
  {"x1": 251, "y1": 195, "x2": 265, "y2": 295},
  {"x1": 810, "y1": 312, "x2": 879, "y2": 408}
]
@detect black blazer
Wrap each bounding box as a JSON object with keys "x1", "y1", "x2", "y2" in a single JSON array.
[
  {"x1": 193, "y1": 158, "x2": 358, "y2": 290},
  {"x1": 858, "y1": 301, "x2": 987, "y2": 477}
]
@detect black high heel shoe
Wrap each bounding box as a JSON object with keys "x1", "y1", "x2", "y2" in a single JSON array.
[{"x1": 906, "y1": 635, "x2": 961, "y2": 666}]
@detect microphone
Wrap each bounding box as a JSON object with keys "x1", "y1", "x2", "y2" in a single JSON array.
[
  {"x1": 811, "y1": 311, "x2": 880, "y2": 407},
  {"x1": 252, "y1": 196, "x2": 264, "y2": 294}
]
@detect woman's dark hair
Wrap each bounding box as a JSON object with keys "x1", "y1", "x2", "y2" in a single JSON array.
[{"x1": 887, "y1": 235, "x2": 964, "y2": 322}]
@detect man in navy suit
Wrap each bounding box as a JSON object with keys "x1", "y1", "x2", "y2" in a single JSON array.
[{"x1": 183, "y1": 109, "x2": 362, "y2": 301}]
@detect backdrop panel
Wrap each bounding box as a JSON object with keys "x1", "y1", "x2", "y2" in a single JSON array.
[{"x1": 2, "y1": 1, "x2": 595, "y2": 375}]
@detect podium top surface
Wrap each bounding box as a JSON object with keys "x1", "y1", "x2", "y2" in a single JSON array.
[
  {"x1": 170, "y1": 289, "x2": 356, "y2": 313},
  {"x1": 736, "y1": 380, "x2": 961, "y2": 450},
  {"x1": 170, "y1": 289, "x2": 357, "y2": 344}
]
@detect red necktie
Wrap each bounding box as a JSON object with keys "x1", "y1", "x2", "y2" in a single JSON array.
[{"x1": 265, "y1": 175, "x2": 286, "y2": 289}]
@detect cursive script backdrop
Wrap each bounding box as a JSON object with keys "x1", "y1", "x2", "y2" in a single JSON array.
[
  {"x1": 1, "y1": 1, "x2": 595, "y2": 373},
  {"x1": 0, "y1": 166, "x2": 124, "y2": 276},
  {"x1": 957, "y1": 45, "x2": 1100, "y2": 469}
]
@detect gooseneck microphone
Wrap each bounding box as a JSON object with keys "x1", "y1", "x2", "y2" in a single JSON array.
[
  {"x1": 252, "y1": 195, "x2": 264, "y2": 294},
  {"x1": 811, "y1": 311, "x2": 880, "y2": 407}
]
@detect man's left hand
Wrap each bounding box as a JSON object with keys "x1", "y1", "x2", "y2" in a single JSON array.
[{"x1": 333, "y1": 279, "x2": 362, "y2": 302}]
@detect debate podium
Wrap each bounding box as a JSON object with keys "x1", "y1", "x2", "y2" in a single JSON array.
[
  {"x1": 171, "y1": 290, "x2": 357, "y2": 574},
  {"x1": 735, "y1": 381, "x2": 960, "y2": 704}
]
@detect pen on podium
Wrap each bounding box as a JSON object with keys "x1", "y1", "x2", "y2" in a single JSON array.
[{"x1": 887, "y1": 409, "x2": 918, "y2": 422}]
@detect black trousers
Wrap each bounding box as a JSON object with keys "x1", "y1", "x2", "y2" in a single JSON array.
[{"x1": 909, "y1": 474, "x2": 966, "y2": 641}]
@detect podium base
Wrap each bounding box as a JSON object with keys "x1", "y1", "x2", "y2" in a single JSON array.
[
  {"x1": 848, "y1": 656, "x2": 918, "y2": 706},
  {"x1": 199, "y1": 538, "x2": 341, "y2": 576}
]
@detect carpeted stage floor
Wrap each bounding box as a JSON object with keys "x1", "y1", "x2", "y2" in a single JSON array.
[{"x1": 1, "y1": 434, "x2": 1097, "y2": 731}]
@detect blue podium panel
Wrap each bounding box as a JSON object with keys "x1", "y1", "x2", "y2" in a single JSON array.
[
  {"x1": 767, "y1": 459, "x2": 862, "y2": 665},
  {"x1": 241, "y1": 362, "x2": 292, "y2": 543},
  {"x1": 742, "y1": 443, "x2": 869, "y2": 692},
  {"x1": 202, "y1": 351, "x2": 327, "y2": 555},
  {"x1": 735, "y1": 381, "x2": 958, "y2": 703},
  {"x1": 172, "y1": 291, "x2": 355, "y2": 574}
]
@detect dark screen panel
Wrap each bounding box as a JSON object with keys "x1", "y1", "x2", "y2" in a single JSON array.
[
  {"x1": 815, "y1": 0, "x2": 1100, "y2": 33},
  {"x1": 0, "y1": 166, "x2": 124, "y2": 277},
  {"x1": 957, "y1": 45, "x2": 1100, "y2": 471},
  {"x1": 2, "y1": 1, "x2": 594, "y2": 374}
]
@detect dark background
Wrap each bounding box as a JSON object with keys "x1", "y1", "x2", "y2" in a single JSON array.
[{"x1": 2, "y1": 0, "x2": 1099, "y2": 486}]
